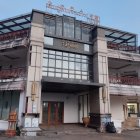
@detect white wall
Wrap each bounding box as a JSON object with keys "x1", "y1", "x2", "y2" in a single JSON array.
[
  {"x1": 110, "y1": 95, "x2": 124, "y2": 121},
  {"x1": 18, "y1": 91, "x2": 25, "y2": 126},
  {"x1": 41, "y1": 92, "x2": 78, "y2": 123}
]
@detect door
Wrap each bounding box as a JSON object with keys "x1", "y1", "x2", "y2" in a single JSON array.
[
  {"x1": 78, "y1": 94, "x2": 89, "y2": 123},
  {"x1": 42, "y1": 101, "x2": 64, "y2": 125}
]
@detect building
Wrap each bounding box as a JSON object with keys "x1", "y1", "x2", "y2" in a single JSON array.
[{"x1": 0, "y1": 9, "x2": 140, "y2": 131}]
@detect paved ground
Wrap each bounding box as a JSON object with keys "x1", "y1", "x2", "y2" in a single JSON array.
[
  {"x1": 1, "y1": 125, "x2": 140, "y2": 140},
  {"x1": 0, "y1": 129, "x2": 140, "y2": 140}
]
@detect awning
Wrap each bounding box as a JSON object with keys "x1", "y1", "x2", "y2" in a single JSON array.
[
  {"x1": 0, "y1": 81, "x2": 25, "y2": 91},
  {"x1": 42, "y1": 76, "x2": 104, "y2": 93}
]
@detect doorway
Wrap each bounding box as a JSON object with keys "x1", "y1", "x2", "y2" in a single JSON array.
[
  {"x1": 42, "y1": 101, "x2": 64, "y2": 125},
  {"x1": 127, "y1": 103, "x2": 138, "y2": 117}
]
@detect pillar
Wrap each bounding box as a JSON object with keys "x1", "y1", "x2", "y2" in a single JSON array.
[
  {"x1": 22, "y1": 11, "x2": 44, "y2": 135},
  {"x1": 90, "y1": 27, "x2": 111, "y2": 131}
]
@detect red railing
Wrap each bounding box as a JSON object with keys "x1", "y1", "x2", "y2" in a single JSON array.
[
  {"x1": 107, "y1": 42, "x2": 138, "y2": 52},
  {"x1": 0, "y1": 68, "x2": 26, "y2": 79},
  {"x1": 0, "y1": 38, "x2": 28, "y2": 50},
  {"x1": 0, "y1": 29, "x2": 29, "y2": 42},
  {"x1": 109, "y1": 75, "x2": 140, "y2": 86}
]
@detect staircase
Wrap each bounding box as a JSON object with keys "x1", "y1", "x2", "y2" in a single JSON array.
[{"x1": 122, "y1": 117, "x2": 138, "y2": 130}]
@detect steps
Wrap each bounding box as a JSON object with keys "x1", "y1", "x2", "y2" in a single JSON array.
[
  {"x1": 122, "y1": 117, "x2": 138, "y2": 130},
  {"x1": 38, "y1": 124, "x2": 97, "y2": 136}
]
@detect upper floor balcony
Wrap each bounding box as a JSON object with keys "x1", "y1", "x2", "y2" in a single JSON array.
[
  {"x1": 107, "y1": 42, "x2": 139, "y2": 54},
  {"x1": 0, "y1": 37, "x2": 28, "y2": 51},
  {"x1": 0, "y1": 67, "x2": 26, "y2": 81},
  {"x1": 109, "y1": 75, "x2": 140, "y2": 86}
]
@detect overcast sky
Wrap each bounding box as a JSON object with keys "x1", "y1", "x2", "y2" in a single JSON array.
[{"x1": 0, "y1": 0, "x2": 140, "y2": 45}]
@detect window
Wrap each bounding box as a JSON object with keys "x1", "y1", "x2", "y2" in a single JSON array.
[
  {"x1": 44, "y1": 16, "x2": 92, "y2": 42},
  {"x1": 75, "y1": 21, "x2": 81, "y2": 40},
  {"x1": 84, "y1": 44, "x2": 90, "y2": 52},
  {"x1": 45, "y1": 18, "x2": 55, "y2": 35},
  {"x1": 44, "y1": 37, "x2": 53, "y2": 46},
  {"x1": 0, "y1": 91, "x2": 20, "y2": 120},
  {"x1": 42, "y1": 49, "x2": 92, "y2": 80},
  {"x1": 63, "y1": 16, "x2": 74, "y2": 38},
  {"x1": 82, "y1": 25, "x2": 90, "y2": 42},
  {"x1": 56, "y1": 17, "x2": 62, "y2": 36}
]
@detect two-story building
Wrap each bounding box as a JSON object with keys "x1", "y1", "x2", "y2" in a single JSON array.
[{"x1": 0, "y1": 9, "x2": 140, "y2": 131}]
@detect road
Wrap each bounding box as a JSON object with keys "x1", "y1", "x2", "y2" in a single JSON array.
[{"x1": 0, "y1": 130, "x2": 140, "y2": 140}]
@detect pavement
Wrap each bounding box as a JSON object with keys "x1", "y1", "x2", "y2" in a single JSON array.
[{"x1": 0, "y1": 125, "x2": 140, "y2": 140}]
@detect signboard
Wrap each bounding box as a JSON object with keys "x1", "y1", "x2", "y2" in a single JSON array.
[{"x1": 46, "y1": 0, "x2": 100, "y2": 25}]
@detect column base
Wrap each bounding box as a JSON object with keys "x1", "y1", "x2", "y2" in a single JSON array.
[{"x1": 89, "y1": 113, "x2": 111, "y2": 132}]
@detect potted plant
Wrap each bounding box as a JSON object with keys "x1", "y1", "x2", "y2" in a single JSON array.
[{"x1": 82, "y1": 116, "x2": 90, "y2": 127}]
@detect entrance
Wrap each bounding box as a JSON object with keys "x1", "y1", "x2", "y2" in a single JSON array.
[
  {"x1": 42, "y1": 101, "x2": 64, "y2": 125},
  {"x1": 127, "y1": 103, "x2": 138, "y2": 117}
]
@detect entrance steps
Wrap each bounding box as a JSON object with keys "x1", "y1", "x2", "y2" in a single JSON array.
[
  {"x1": 38, "y1": 124, "x2": 97, "y2": 136},
  {"x1": 122, "y1": 117, "x2": 138, "y2": 130}
]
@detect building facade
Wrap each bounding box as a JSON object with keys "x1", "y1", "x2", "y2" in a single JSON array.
[{"x1": 0, "y1": 9, "x2": 140, "y2": 131}]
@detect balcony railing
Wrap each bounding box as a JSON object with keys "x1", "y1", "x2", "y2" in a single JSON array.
[
  {"x1": 0, "y1": 68, "x2": 26, "y2": 79},
  {"x1": 109, "y1": 75, "x2": 140, "y2": 86},
  {"x1": 0, "y1": 38, "x2": 28, "y2": 50},
  {"x1": 107, "y1": 42, "x2": 139, "y2": 53}
]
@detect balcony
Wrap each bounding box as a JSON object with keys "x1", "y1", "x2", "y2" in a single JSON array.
[
  {"x1": 0, "y1": 38, "x2": 28, "y2": 51},
  {"x1": 107, "y1": 42, "x2": 139, "y2": 54},
  {"x1": 0, "y1": 67, "x2": 26, "y2": 80},
  {"x1": 109, "y1": 75, "x2": 140, "y2": 86}
]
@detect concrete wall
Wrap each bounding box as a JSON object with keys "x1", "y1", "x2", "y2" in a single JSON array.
[{"x1": 41, "y1": 92, "x2": 78, "y2": 123}]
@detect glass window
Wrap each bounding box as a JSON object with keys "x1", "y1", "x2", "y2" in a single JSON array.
[
  {"x1": 82, "y1": 64, "x2": 87, "y2": 71},
  {"x1": 63, "y1": 52, "x2": 68, "y2": 56},
  {"x1": 48, "y1": 68, "x2": 55, "y2": 72},
  {"x1": 44, "y1": 49, "x2": 48, "y2": 54},
  {"x1": 42, "y1": 71, "x2": 47, "y2": 76},
  {"x1": 82, "y1": 26, "x2": 90, "y2": 42},
  {"x1": 69, "y1": 62, "x2": 74, "y2": 69},
  {"x1": 49, "y1": 50, "x2": 55, "y2": 54},
  {"x1": 2, "y1": 91, "x2": 11, "y2": 120},
  {"x1": 49, "y1": 54, "x2": 55, "y2": 59},
  {"x1": 76, "y1": 63, "x2": 81, "y2": 70},
  {"x1": 56, "y1": 60, "x2": 62, "y2": 68},
  {"x1": 75, "y1": 21, "x2": 81, "y2": 40},
  {"x1": 56, "y1": 69, "x2": 61, "y2": 72},
  {"x1": 45, "y1": 18, "x2": 55, "y2": 35},
  {"x1": 48, "y1": 72, "x2": 55, "y2": 77},
  {"x1": 56, "y1": 51, "x2": 62, "y2": 56},
  {"x1": 63, "y1": 69, "x2": 68, "y2": 73},
  {"x1": 11, "y1": 91, "x2": 20, "y2": 112},
  {"x1": 63, "y1": 73, "x2": 68, "y2": 78},
  {"x1": 43, "y1": 58, "x2": 48, "y2": 67},
  {"x1": 56, "y1": 17, "x2": 62, "y2": 36},
  {"x1": 49, "y1": 59, "x2": 55, "y2": 67},
  {"x1": 63, "y1": 61, "x2": 68, "y2": 69},
  {"x1": 69, "y1": 74, "x2": 74, "y2": 79},
  {"x1": 82, "y1": 76, "x2": 88, "y2": 80},
  {"x1": 44, "y1": 37, "x2": 53, "y2": 45},
  {"x1": 42, "y1": 49, "x2": 92, "y2": 81},
  {"x1": 84, "y1": 44, "x2": 90, "y2": 52},
  {"x1": 63, "y1": 16, "x2": 74, "y2": 38},
  {"x1": 0, "y1": 91, "x2": 20, "y2": 120},
  {"x1": 56, "y1": 73, "x2": 61, "y2": 78},
  {"x1": 76, "y1": 75, "x2": 81, "y2": 79}
]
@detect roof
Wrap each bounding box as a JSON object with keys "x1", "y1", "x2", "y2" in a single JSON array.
[{"x1": 0, "y1": 13, "x2": 31, "y2": 35}]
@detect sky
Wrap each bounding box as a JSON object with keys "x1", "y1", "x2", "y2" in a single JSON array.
[{"x1": 0, "y1": 0, "x2": 140, "y2": 45}]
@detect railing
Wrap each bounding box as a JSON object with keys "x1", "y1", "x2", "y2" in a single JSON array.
[
  {"x1": 0, "y1": 68, "x2": 26, "y2": 79},
  {"x1": 109, "y1": 75, "x2": 140, "y2": 86},
  {"x1": 107, "y1": 42, "x2": 139, "y2": 53},
  {"x1": 0, "y1": 38, "x2": 28, "y2": 50}
]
